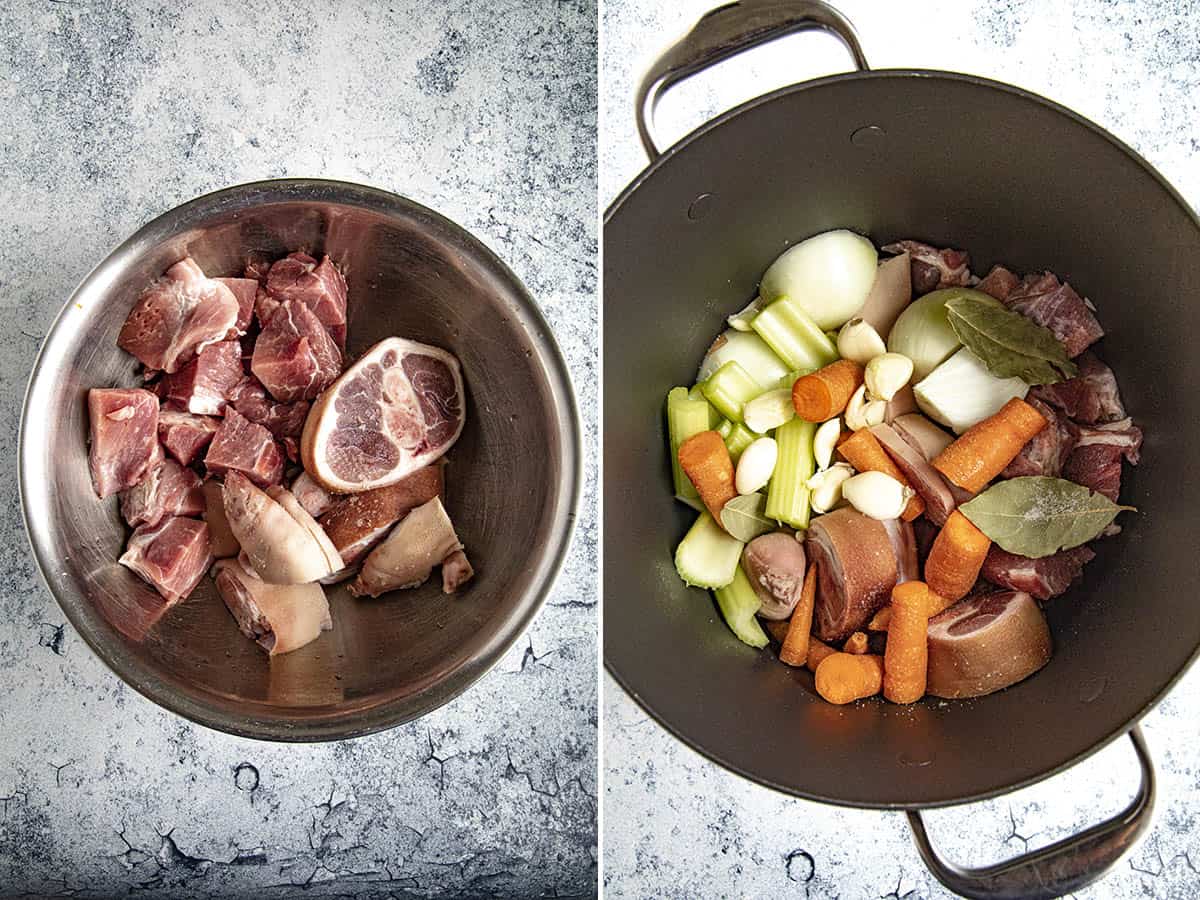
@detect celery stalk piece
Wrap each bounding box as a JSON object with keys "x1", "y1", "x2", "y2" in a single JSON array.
[
  {"x1": 666, "y1": 386, "x2": 718, "y2": 505},
  {"x1": 716, "y1": 419, "x2": 732, "y2": 440},
  {"x1": 751, "y1": 297, "x2": 839, "y2": 373},
  {"x1": 766, "y1": 417, "x2": 816, "y2": 529},
  {"x1": 714, "y1": 566, "x2": 769, "y2": 648},
  {"x1": 674, "y1": 511, "x2": 743, "y2": 589},
  {"x1": 700, "y1": 360, "x2": 761, "y2": 423},
  {"x1": 722, "y1": 422, "x2": 756, "y2": 464}
]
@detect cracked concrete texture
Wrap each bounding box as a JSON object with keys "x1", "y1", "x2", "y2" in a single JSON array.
[
  {"x1": 0, "y1": 1, "x2": 597, "y2": 897},
  {"x1": 602, "y1": 1, "x2": 1200, "y2": 898}
]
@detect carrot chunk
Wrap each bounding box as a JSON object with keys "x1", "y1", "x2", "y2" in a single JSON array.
[
  {"x1": 843, "y1": 631, "x2": 869, "y2": 654},
  {"x1": 883, "y1": 581, "x2": 930, "y2": 704},
  {"x1": 815, "y1": 653, "x2": 884, "y2": 704},
  {"x1": 924, "y1": 510, "x2": 991, "y2": 601},
  {"x1": 931, "y1": 397, "x2": 1048, "y2": 493},
  {"x1": 677, "y1": 430, "x2": 737, "y2": 522},
  {"x1": 779, "y1": 564, "x2": 818, "y2": 667},
  {"x1": 791, "y1": 359, "x2": 864, "y2": 422},
  {"x1": 805, "y1": 637, "x2": 836, "y2": 673}
]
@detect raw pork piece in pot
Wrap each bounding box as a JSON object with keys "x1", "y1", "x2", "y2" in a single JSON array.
[{"x1": 87, "y1": 388, "x2": 163, "y2": 499}]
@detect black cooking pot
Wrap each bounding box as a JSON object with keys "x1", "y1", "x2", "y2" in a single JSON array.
[{"x1": 603, "y1": 2, "x2": 1200, "y2": 897}]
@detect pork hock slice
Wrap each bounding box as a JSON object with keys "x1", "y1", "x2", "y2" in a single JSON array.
[
  {"x1": 926, "y1": 590, "x2": 1052, "y2": 699},
  {"x1": 441, "y1": 549, "x2": 475, "y2": 594},
  {"x1": 88, "y1": 388, "x2": 163, "y2": 499},
  {"x1": 350, "y1": 497, "x2": 463, "y2": 598},
  {"x1": 741, "y1": 532, "x2": 806, "y2": 620},
  {"x1": 871, "y1": 422, "x2": 959, "y2": 525},
  {"x1": 804, "y1": 508, "x2": 898, "y2": 642},
  {"x1": 222, "y1": 472, "x2": 340, "y2": 584},
  {"x1": 302, "y1": 337, "x2": 465, "y2": 493},
  {"x1": 119, "y1": 516, "x2": 212, "y2": 605},
  {"x1": 213, "y1": 558, "x2": 332, "y2": 655},
  {"x1": 319, "y1": 462, "x2": 445, "y2": 566},
  {"x1": 202, "y1": 480, "x2": 240, "y2": 558}
]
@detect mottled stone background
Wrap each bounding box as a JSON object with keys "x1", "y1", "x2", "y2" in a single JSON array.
[
  {"x1": 0, "y1": 1, "x2": 597, "y2": 897},
  {"x1": 601, "y1": 1, "x2": 1199, "y2": 897}
]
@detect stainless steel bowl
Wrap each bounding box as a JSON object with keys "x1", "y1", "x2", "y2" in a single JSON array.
[{"x1": 19, "y1": 179, "x2": 580, "y2": 741}]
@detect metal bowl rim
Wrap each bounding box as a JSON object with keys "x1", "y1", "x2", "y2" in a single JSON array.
[{"x1": 19, "y1": 177, "x2": 583, "y2": 742}]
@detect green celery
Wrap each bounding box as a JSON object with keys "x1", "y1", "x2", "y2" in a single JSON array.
[
  {"x1": 666, "y1": 386, "x2": 718, "y2": 506},
  {"x1": 722, "y1": 422, "x2": 756, "y2": 463},
  {"x1": 674, "y1": 511, "x2": 743, "y2": 589},
  {"x1": 751, "y1": 297, "x2": 839, "y2": 372},
  {"x1": 700, "y1": 360, "x2": 761, "y2": 423},
  {"x1": 714, "y1": 565, "x2": 769, "y2": 648},
  {"x1": 766, "y1": 417, "x2": 816, "y2": 529}
]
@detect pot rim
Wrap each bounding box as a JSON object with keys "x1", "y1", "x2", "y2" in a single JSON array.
[
  {"x1": 20, "y1": 177, "x2": 583, "y2": 742},
  {"x1": 603, "y1": 69, "x2": 1200, "y2": 808}
]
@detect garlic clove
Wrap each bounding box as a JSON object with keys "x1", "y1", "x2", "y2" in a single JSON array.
[
  {"x1": 812, "y1": 417, "x2": 842, "y2": 470},
  {"x1": 836, "y1": 317, "x2": 887, "y2": 365},
  {"x1": 841, "y1": 470, "x2": 914, "y2": 520},
  {"x1": 727, "y1": 295, "x2": 766, "y2": 331},
  {"x1": 743, "y1": 388, "x2": 796, "y2": 434},
  {"x1": 806, "y1": 462, "x2": 854, "y2": 513},
  {"x1": 864, "y1": 397, "x2": 887, "y2": 428},
  {"x1": 865, "y1": 352, "x2": 915, "y2": 402},
  {"x1": 844, "y1": 384, "x2": 871, "y2": 431},
  {"x1": 735, "y1": 436, "x2": 778, "y2": 495}
]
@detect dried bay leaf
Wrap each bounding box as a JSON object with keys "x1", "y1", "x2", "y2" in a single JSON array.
[
  {"x1": 719, "y1": 492, "x2": 775, "y2": 542},
  {"x1": 958, "y1": 476, "x2": 1133, "y2": 558},
  {"x1": 945, "y1": 294, "x2": 1077, "y2": 385}
]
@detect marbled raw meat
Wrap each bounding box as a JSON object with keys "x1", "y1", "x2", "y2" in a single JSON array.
[
  {"x1": 980, "y1": 545, "x2": 1095, "y2": 600},
  {"x1": 1029, "y1": 351, "x2": 1126, "y2": 424},
  {"x1": 260, "y1": 252, "x2": 348, "y2": 347},
  {"x1": 1062, "y1": 418, "x2": 1142, "y2": 501},
  {"x1": 250, "y1": 299, "x2": 342, "y2": 403},
  {"x1": 117, "y1": 257, "x2": 239, "y2": 373},
  {"x1": 157, "y1": 407, "x2": 219, "y2": 466},
  {"x1": 119, "y1": 516, "x2": 212, "y2": 605},
  {"x1": 159, "y1": 340, "x2": 243, "y2": 414},
  {"x1": 205, "y1": 408, "x2": 284, "y2": 487},
  {"x1": 88, "y1": 388, "x2": 163, "y2": 499},
  {"x1": 119, "y1": 459, "x2": 204, "y2": 528},
  {"x1": 1004, "y1": 271, "x2": 1104, "y2": 358},
  {"x1": 882, "y1": 240, "x2": 971, "y2": 294}
]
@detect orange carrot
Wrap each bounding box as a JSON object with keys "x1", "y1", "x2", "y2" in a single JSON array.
[
  {"x1": 779, "y1": 565, "x2": 818, "y2": 667},
  {"x1": 815, "y1": 653, "x2": 884, "y2": 704},
  {"x1": 926, "y1": 591, "x2": 955, "y2": 619},
  {"x1": 883, "y1": 581, "x2": 930, "y2": 704},
  {"x1": 805, "y1": 638, "x2": 836, "y2": 673},
  {"x1": 837, "y1": 429, "x2": 925, "y2": 521},
  {"x1": 924, "y1": 510, "x2": 991, "y2": 601},
  {"x1": 763, "y1": 619, "x2": 791, "y2": 643},
  {"x1": 870, "y1": 591, "x2": 954, "y2": 633},
  {"x1": 932, "y1": 397, "x2": 1048, "y2": 493},
  {"x1": 677, "y1": 430, "x2": 737, "y2": 522},
  {"x1": 791, "y1": 359, "x2": 864, "y2": 422},
  {"x1": 843, "y1": 631, "x2": 869, "y2": 654}
]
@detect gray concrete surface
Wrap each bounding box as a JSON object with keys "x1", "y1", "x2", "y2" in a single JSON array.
[
  {"x1": 601, "y1": 1, "x2": 1200, "y2": 897},
  {"x1": 0, "y1": 1, "x2": 597, "y2": 897}
]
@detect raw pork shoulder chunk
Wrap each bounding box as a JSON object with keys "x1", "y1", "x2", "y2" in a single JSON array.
[
  {"x1": 261, "y1": 252, "x2": 348, "y2": 347},
  {"x1": 88, "y1": 388, "x2": 163, "y2": 498},
  {"x1": 228, "y1": 375, "x2": 310, "y2": 439},
  {"x1": 157, "y1": 408, "x2": 219, "y2": 466},
  {"x1": 119, "y1": 459, "x2": 204, "y2": 528},
  {"x1": 1029, "y1": 351, "x2": 1126, "y2": 424},
  {"x1": 250, "y1": 299, "x2": 342, "y2": 402},
  {"x1": 213, "y1": 558, "x2": 332, "y2": 655},
  {"x1": 302, "y1": 337, "x2": 464, "y2": 493},
  {"x1": 160, "y1": 340, "x2": 243, "y2": 414},
  {"x1": 205, "y1": 408, "x2": 284, "y2": 487},
  {"x1": 980, "y1": 545, "x2": 1095, "y2": 600},
  {"x1": 215, "y1": 277, "x2": 258, "y2": 334},
  {"x1": 1004, "y1": 272, "x2": 1104, "y2": 358},
  {"x1": 882, "y1": 240, "x2": 971, "y2": 294},
  {"x1": 119, "y1": 516, "x2": 212, "y2": 605},
  {"x1": 1063, "y1": 418, "x2": 1142, "y2": 502},
  {"x1": 117, "y1": 257, "x2": 240, "y2": 373}
]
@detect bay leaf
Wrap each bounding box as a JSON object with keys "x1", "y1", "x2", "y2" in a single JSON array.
[
  {"x1": 719, "y1": 492, "x2": 775, "y2": 542},
  {"x1": 958, "y1": 476, "x2": 1134, "y2": 558},
  {"x1": 945, "y1": 294, "x2": 1078, "y2": 385}
]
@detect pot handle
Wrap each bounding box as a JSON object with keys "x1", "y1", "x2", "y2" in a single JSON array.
[
  {"x1": 906, "y1": 725, "x2": 1156, "y2": 900},
  {"x1": 635, "y1": 0, "x2": 869, "y2": 160}
]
